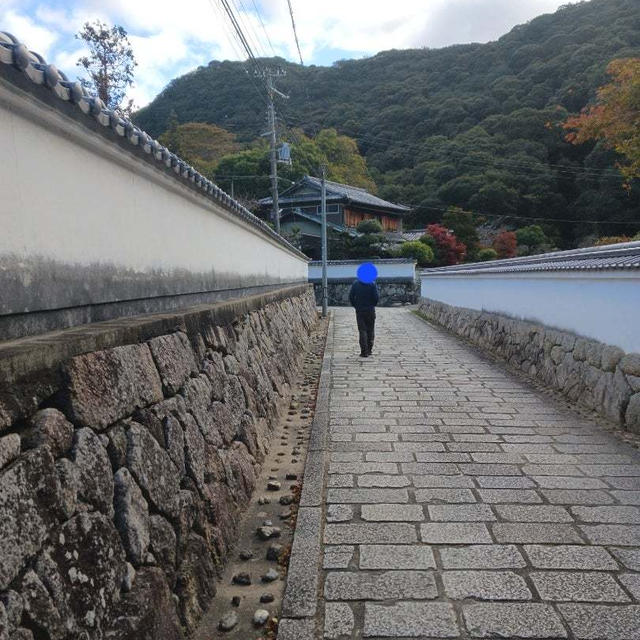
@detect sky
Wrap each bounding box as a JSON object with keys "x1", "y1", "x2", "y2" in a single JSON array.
[{"x1": 0, "y1": 0, "x2": 573, "y2": 107}]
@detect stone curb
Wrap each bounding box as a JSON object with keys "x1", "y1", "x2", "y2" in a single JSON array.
[{"x1": 279, "y1": 311, "x2": 334, "y2": 637}]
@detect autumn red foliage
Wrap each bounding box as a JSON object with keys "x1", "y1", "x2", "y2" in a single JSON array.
[
  {"x1": 493, "y1": 231, "x2": 517, "y2": 259},
  {"x1": 425, "y1": 224, "x2": 467, "y2": 265}
]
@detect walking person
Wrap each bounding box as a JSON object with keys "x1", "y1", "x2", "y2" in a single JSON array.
[{"x1": 349, "y1": 263, "x2": 379, "y2": 357}]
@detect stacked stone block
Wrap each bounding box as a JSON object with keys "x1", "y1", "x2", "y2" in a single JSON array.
[
  {"x1": 312, "y1": 281, "x2": 418, "y2": 307},
  {"x1": 0, "y1": 288, "x2": 316, "y2": 639},
  {"x1": 418, "y1": 298, "x2": 640, "y2": 432}
]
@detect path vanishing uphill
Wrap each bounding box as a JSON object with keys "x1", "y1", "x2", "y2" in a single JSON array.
[{"x1": 281, "y1": 307, "x2": 640, "y2": 640}]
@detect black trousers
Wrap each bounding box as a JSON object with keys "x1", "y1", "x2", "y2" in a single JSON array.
[{"x1": 356, "y1": 309, "x2": 376, "y2": 355}]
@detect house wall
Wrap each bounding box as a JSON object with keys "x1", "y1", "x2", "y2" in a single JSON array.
[
  {"x1": 343, "y1": 208, "x2": 400, "y2": 231},
  {"x1": 0, "y1": 79, "x2": 307, "y2": 341}
]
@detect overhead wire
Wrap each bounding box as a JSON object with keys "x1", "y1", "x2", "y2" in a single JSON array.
[
  {"x1": 404, "y1": 202, "x2": 640, "y2": 227},
  {"x1": 206, "y1": 0, "x2": 269, "y2": 104},
  {"x1": 278, "y1": 112, "x2": 625, "y2": 180},
  {"x1": 286, "y1": 0, "x2": 304, "y2": 65},
  {"x1": 232, "y1": 0, "x2": 270, "y2": 61},
  {"x1": 250, "y1": 0, "x2": 277, "y2": 56}
]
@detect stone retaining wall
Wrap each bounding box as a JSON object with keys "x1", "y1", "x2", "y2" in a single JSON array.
[
  {"x1": 418, "y1": 297, "x2": 640, "y2": 433},
  {"x1": 0, "y1": 285, "x2": 317, "y2": 639},
  {"x1": 311, "y1": 280, "x2": 418, "y2": 307}
]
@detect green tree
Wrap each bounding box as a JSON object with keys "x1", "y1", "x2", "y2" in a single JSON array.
[
  {"x1": 210, "y1": 129, "x2": 374, "y2": 201},
  {"x1": 316, "y1": 129, "x2": 377, "y2": 191},
  {"x1": 76, "y1": 20, "x2": 136, "y2": 113},
  {"x1": 356, "y1": 219, "x2": 383, "y2": 234},
  {"x1": 516, "y1": 225, "x2": 548, "y2": 249},
  {"x1": 400, "y1": 241, "x2": 434, "y2": 266},
  {"x1": 442, "y1": 207, "x2": 480, "y2": 259},
  {"x1": 348, "y1": 223, "x2": 387, "y2": 259},
  {"x1": 477, "y1": 247, "x2": 498, "y2": 261},
  {"x1": 158, "y1": 122, "x2": 239, "y2": 176}
]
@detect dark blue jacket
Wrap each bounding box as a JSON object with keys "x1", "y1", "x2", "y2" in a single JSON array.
[{"x1": 349, "y1": 280, "x2": 379, "y2": 311}]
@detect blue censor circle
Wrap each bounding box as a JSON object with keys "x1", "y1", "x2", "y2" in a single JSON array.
[{"x1": 357, "y1": 262, "x2": 378, "y2": 283}]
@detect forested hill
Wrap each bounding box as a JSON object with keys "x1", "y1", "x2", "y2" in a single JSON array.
[{"x1": 134, "y1": 0, "x2": 640, "y2": 245}]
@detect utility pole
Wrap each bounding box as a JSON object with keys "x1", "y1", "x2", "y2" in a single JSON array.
[
  {"x1": 260, "y1": 69, "x2": 288, "y2": 234},
  {"x1": 321, "y1": 164, "x2": 328, "y2": 318},
  {"x1": 267, "y1": 87, "x2": 279, "y2": 233}
]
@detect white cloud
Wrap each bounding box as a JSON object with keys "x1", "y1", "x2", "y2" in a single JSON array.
[
  {"x1": 1, "y1": 10, "x2": 58, "y2": 57},
  {"x1": 2, "y1": 0, "x2": 573, "y2": 107}
]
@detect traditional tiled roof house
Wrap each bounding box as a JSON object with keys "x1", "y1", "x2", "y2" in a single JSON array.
[{"x1": 258, "y1": 176, "x2": 410, "y2": 256}]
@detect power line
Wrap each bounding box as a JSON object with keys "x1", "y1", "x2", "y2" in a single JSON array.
[
  {"x1": 411, "y1": 202, "x2": 640, "y2": 227},
  {"x1": 232, "y1": 0, "x2": 270, "y2": 61},
  {"x1": 206, "y1": 0, "x2": 269, "y2": 103},
  {"x1": 218, "y1": 0, "x2": 264, "y2": 76},
  {"x1": 286, "y1": 0, "x2": 304, "y2": 65},
  {"x1": 280, "y1": 114, "x2": 625, "y2": 180},
  {"x1": 275, "y1": 108, "x2": 625, "y2": 180},
  {"x1": 250, "y1": 0, "x2": 277, "y2": 56}
]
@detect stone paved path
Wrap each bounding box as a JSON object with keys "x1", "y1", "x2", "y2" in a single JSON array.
[{"x1": 281, "y1": 307, "x2": 640, "y2": 639}]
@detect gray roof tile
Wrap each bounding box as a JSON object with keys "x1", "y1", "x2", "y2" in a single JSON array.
[
  {"x1": 261, "y1": 176, "x2": 410, "y2": 214},
  {"x1": 421, "y1": 241, "x2": 640, "y2": 275}
]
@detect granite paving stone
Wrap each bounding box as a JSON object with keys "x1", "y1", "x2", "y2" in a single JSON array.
[
  {"x1": 363, "y1": 602, "x2": 459, "y2": 638},
  {"x1": 327, "y1": 488, "x2": 408, "y2": 503},
  {"x1": 358, "y1": 545, "x2": 436, "y2": 570},
  {"x1": 443, "y1": 570, "x2": 532, "y2": 600},
  {"x1": 541, "y1": 489, "x2": 616, "y2": 504},
  {"x1": 323, "y1": 602, "x2": 354, "y2": 639},
  {"x1": 356, "y1": 474, "x2": 410, "y2": 487},
  {"x1": 559, "y1": 604, "x2": 640, "y2": 639},
  {"x1": 478, "y1": 489, "x2": 543, "y2": 503},
  {"x1": 326, "y1": 504, "x2": 354, "y2": 523},
  {"x1": 415, "y1": 488, "x2": 476, "y2": 503},
  {"x1": 494, "y1": 504, "x2": 573, "y2": 522},
  {"x1": 323, "y1": 546, "x2": 354, "y2": 569},
  {"x1": 492, "y1": 522, "x2": 584, "y2": 543},
  {"x1": 463, "y1": 602, "x2": 567, "y2": 638},
  {"x1": 324, "y1": 570, "x2": 437, "y2": 600},
  {"x1": 412, "y1": 474, "x2": 475, "y2": 488},
  {"x1": 571, "y1": 506, "x2": 640, "y2": 523},
  {"x1": 476, "y1": 475, "x2": 536, "y2": 488},
  {"x1": 324, "y1": 523, "x2": 417, "y2": 545},
  {"x1": 531, "y1": 571, "x2": 630, "y2": 602},
  {"x1": 523, "y1": 544, "x2": 618, "y2": 569},
  {"x1": 439, "y1": 544, "x2": 527, "y2": 569},
  {"x1": 361, "y1": 503, "x2": 424, "y2": 521},
  {"x1": 429, "y1": 503, "x2": 496, "y2": 521},
  {"x1": 532, "y1": 475, "x2": 609, "y2": 489},
  {"x1": 420, "y1": 522, "x2": 493, "y2": 544},
  {"x1": 579, "y1": 524, "x2": 640, "y2": 545}
]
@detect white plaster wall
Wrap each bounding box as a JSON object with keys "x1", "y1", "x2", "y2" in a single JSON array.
[
  {"x1": 420, "y1": 272, "x2": 640, "y2": 353},
  {"x1": 0, "y1": 84, "x2": 306, "y2": 313},
  {"x1": 308, "y1": 261, "x2": 415, "y2": 280}
]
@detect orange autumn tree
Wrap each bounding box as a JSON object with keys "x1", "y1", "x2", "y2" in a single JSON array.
[{"x1": 564, "y1": 58, "x2": 640, "y2": 186}]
